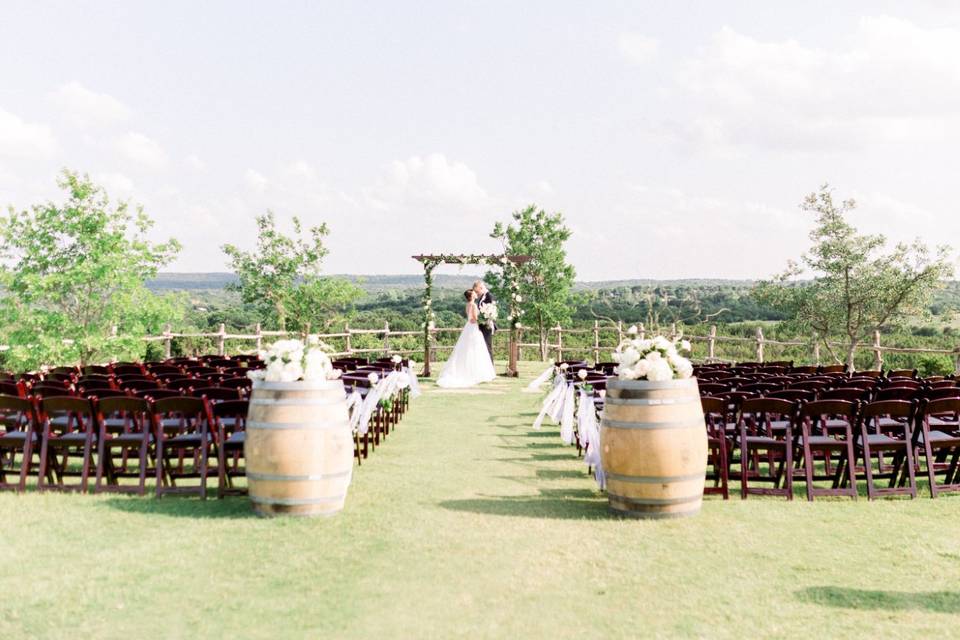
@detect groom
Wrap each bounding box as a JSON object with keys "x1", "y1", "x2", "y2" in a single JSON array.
[{"x1": 473, "y1": 280, "x2": 495, "y2": 364}]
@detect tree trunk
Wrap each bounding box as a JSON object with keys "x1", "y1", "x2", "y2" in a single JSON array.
[
  {"x1": 537, "y1": 310, "x2": 546, "y2": 361},
  {"x1": 845, "y1": 340, "x2": 858, "y2": 373}
]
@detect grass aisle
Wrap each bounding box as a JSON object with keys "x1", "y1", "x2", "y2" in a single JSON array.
[{"x1": 3, "y1": 362, "x2": 960, "y2": 638}]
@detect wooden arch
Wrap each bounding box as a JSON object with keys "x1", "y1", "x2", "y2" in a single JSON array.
[{"x1": 412, "y1": 254, "x2": 532, "y2": 377}]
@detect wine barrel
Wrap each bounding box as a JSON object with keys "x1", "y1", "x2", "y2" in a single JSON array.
[
  {"x1": 600, "y1": 378, "x2": 707, "y2": 519},
  {"x1": 245, "y1": 379, "x2": 353, "y2": 517}
]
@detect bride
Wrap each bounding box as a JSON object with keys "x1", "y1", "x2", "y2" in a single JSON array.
[{"x1": 436, "y1": 289, "x2": 497, "y2": 388}]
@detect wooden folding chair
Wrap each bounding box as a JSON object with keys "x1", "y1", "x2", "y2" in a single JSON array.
[
  {"x1": 212, "y1": 399, "x2": 248, "y2": 498},
  {"x1": 152, "y1": 396, "x2": 214, "y2": 499},
  {"x1": 856, "y1": 400, "x2": 917, "y2": 500},
  {"x1": 36, "y1": 396, "x2": 98, "y2": 492},
  {"x1": 0, "y1": 395, "x2": 40, "y2": 491},
  {"x1": 739, "y1": 398, "x2": 798, "y2": 499},
  {"x1": 797, "y1": 400, "x2": 858, "y2": 501},
  {"x1": 913, "y1": 398, "x2": 960, "y2": 498},
  {"x1": 94, "y1": 396, "x2": 153, "y2": 495},
  {"x1": 701, "y1": 396, "x2": 730, "y2": 499}
]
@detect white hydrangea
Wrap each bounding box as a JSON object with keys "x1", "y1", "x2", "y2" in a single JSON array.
[{"x1": 610, "y1": 334, "x2": 694, "y2": 382}]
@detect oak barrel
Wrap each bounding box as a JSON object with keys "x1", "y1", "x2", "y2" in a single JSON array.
[
  {"x1": 600, "y1": 378, "x2": 707, "y2": 519},
  {"x1": 245, "y1": 379, "x2": 353, "y2": 517}
]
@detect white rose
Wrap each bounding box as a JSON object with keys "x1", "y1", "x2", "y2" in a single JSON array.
[
  {"x1": 635, "y1": 339, "x2": 653, "y2": 352},
  {"x1": 559, "y1": 363, "x2": 569, "y2": 371},
  {"x1": 396, "y1": 372, "x2": 411, "y2": 389},
  {"x1": 326, "y1": 369, "x2": 343, "y2": 380},
  {"x1": 247, "y1": 369, "x2": 266, "y2": 381},
  {"x1": 653, "y1": 336, "x2": 672, "y2": 351},
  {"x1": 367, "y1": 373, "x2": 379, "y2": 385},
  {"x1": 627, "y1": 325, "x2": 638, "y2": 335},
  {"x1": 646, "y1": 350, "x2": 662, "y2": 362},
  {"x1": 620, "y1": 347, "x2": 640, "y2": 367},
  {"x1": 680, "y1": 339, "x2": 692, "y2": 352},
  {"x1": 577, "y1": 369, "x2": 588, "y2": 380},
  {"x1": 303, "y1": 349, "x2": 331, "y2": 381},
  {"x1": 618, "y1": 366, "x2": 635, "y2": 380},
  {"x1": 633, "y1": 359, "x2": 651, "y2": 379},
  {"x1": 646, "y1": 360, "x2": 674, "y2": 381},
  {"x1": 391, "y1": 355, "x2": 402, "y2": 364},
  {"x1": 265, "y1": 360, "x2": 285, "y2": 381}
]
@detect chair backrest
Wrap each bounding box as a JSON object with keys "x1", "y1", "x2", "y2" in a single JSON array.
[
  {"x1": 151, "y1": 396, "x2": 212, "y2": 435},
  {"x1": 739, "y1": 382, "x2": 779, "y2": 394},
  {"x1": 923, "y1": 387, "x2": 960, "y2": 401},
  {"x1": 887, "y1": 369, "x2": 917, "y2": 379},
  {"x1": 740, "y1": 398, "x2": 798, "y2": 436},
  {"x1": 133, "y1": 388, "x2": 181, "y2": 400},
  {"x1": 97, "y1": 396, "x2": 152, "y2": 434},
  {"x1": 800, "y1": 399, "x2": 857, "y2": 420},
  {"x1": 29, "y1": 382, "x2": 77, "y2": 397},
  {"x1": 211, "y1": 399, "x2": 249, "y2": 439},
  {"x1": 119, "y1": 378, "x2": 162, "y2": 392},
  {"x1": 860, "y1": 399, "x2": 914, "y2": 420},
  {"x1": 190, "y1": 387, "x2": 240, "y2": 403},
  {"x1": 0, "y1": 381, "x2": 23, "y2": 397},
  {"x1": 165, "y1": 378, "x2": 199, "y2": 392},
  {"x1": 921, "y1": 397, "x2": 960, "y2": 417},
  {"x1": 83, "y1": 389, "x2": 130, "y2": 400},
  {"x1": 0, "y1": 394, "x2": 36, "y2": 432},
  {"x1": 77, "y1": 379, "x2": 115, "y2": 392},
  {"x1": 768, "y1": 389, "x2": 815, "y2": 402},
  {"x1": 39, "y1": 396, "x2": 96, "y2": 436},
  {"x1": 219, "y1": 377, "x2": 253, "y2": 391},
  {"x1": 927, "y1": 380, "x2": 958, "y2": 390},
  {"x1": 875, "y1": 386, "x2": 919, "y2": 401},
  {"x1": 819, "y1": 365, "x2": 847, "y2": 374},
  {"x1": 820, "y1": 387, "x2": 870, "y2": 402},
  {"x1": 111, "y1": 364, "x2": 145, "y2": 376},
  {"x1": 882, "y1": 377, "x2": 920, "y2": 389}
]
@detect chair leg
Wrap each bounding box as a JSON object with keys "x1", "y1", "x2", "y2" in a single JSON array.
[
  {"x1": 155, "y1": 437, "x2": 165, "y2": 498},
  {"x1": 904, "y1": 442, "x2": 918, "y2": 499},
  {"x1": 803, "y1": 441, "x2": 815, "y2": 502},
  {"x1": 18, "y1": 430, "x2": 35, "y2": 492},
  {"x1": 95, "y1": 431, "x2": 107, "y2": 493},
  {"x1": 925, "y1": 439, "x2": 938, "y2": 498}
]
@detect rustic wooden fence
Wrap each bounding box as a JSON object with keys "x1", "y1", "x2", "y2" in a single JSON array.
[{"x1": 142, "y1": 320, "x2": 960, "y2": 372}]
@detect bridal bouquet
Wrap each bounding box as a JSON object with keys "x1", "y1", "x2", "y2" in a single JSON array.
[
  {"x1": 248, "y1": 338, "x2": 343, "y2": 382},
  {"x1": 611, "y1": 334, "x2": 694, "y2": 381},
  {"x1": 478, "y1": 301, "x2": 498, "y2": 329}
]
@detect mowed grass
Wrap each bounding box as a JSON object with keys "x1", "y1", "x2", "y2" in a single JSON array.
[{"x1": 3, "y1": 362, "x2": 960, "y2": 639}]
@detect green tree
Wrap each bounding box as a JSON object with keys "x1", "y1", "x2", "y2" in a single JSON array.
[
  {"x1": 221, "y1": 211, "x2": 360, "y2": 332},
  {"x1": 487, "y1": 204, "x2": 576, "y2": 359},
  {"x1": 0, "y1": 171, "x2": 181, "y2": 369},
  {"x1": 754, "y1": 185, "x2": 954, "y2": 371}
]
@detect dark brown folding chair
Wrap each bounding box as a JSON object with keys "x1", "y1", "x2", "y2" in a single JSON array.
[
  {"x1": 913, "y1": 398, "x2": 960, "y2": 498},
  {"x1": 0, "y1": 395, "x2": 39, "y2": 491},
  {"x1": 701, "y1": 397, "x2": 729, "y2": 499},
  {"x1": 856, "y1": 400, "x2": 917, "y2": 500},
  {"x1": 875, "y1": 386, "x2": 919, "y2": 401},
  {"x1": 94, "y1": 397, "x2": 153, "y2": 495},
  {"x1": 739, "y1": 398, "x2": 799, "y2": 499},
  {"x1": 797, "y1": 400, "x2": 858, "y2": 501},
  {"x1": 190, "y1": 387, "x2": 241, "y2": 403},
  {"x1": 36, "y1": 396, "x2": 98, "y2": 492},
  {"x1": 212, "y1": 399, "x2": 248, "y2": 498},
  {"x1": 152, "y1": 396, "x2": 214, "y2": 498}
]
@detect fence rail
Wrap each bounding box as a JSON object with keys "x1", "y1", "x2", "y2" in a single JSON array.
[{"x1": 134, "y1": 320, "x2": 960, "y2": 373}]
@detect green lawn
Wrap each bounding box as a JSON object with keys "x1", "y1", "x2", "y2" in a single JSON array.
[{"x1": 2, "y1": 362, "x2": 960, "y2": 638}]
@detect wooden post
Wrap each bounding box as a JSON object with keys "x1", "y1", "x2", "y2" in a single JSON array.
[
  {"x1": 638, "y1": 323, "x2": 645, "y2": 340},
  {"x1": 755, "y1": 326, "x2": 764, "y2": 363},
  {"x1": 708, "y1": 325, "x2": 716, "y2": 362},
  {"x1": 555, "y1": 325, "x2": 563, "y2": 362},
  {"x1": 344, "y1": 323, "x2": 352, "y2": 355},
  {"x1": 593, "y1": 320, "x2": 600, "y2": 363},
  {"x1": 507, "y1": 326, "x2": 519, "y2": 377},
  {"x1": 254, "y1": 323, "x2": 262, "y2": 352},
  {"x1": 873, "y1": 330, "x2": 883, "y2": 370},
  {"x1": 302, "y1": 321, "x2": 311, "y2": 346},
  {"x1": 617, "y1": 321, "x2": 623, "y2": 344},
  {"x1": 517, "y1": 328, "x2": 523, "y2": 361},
  {"x1": 954, "y1": 348, "x2": 960, "y2": 376},
  {"x1": 383, "y1": 321, "x2": 391, "y2": 355},
  {"x1": 670, "y1": 322, "x2": 678, "y2": 340},
  {"x1": 163, "y1": 323, "x2": 172, "y2": 360},
  {"x1": 217, "y1": 323, "x2": 226, "y2": 356},
  {"x1": 111, "y1": 325, "x2": 118, "y2": 338},
  {"x1": 813, "y1": 335, "x2": 821, "y2": 365}
]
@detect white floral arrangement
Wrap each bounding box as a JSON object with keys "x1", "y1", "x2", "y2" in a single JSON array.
[
  {"x1": 248, "y1": 338, "x2": 342, "y2": 383},
  {"x1": 611, "y1": 334, "x2": 694, "y2": 381},
  {"x1": 478, "y1": 301, "x2": 498, "y2": 329}
]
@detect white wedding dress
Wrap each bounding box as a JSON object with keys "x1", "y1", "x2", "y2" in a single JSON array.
[{"x1": 436, "y1": 302, "x2": 497, "y2": 388}]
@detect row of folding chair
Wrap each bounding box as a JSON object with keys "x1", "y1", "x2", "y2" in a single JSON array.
[
  {"x1": 702, "y1": 394, "x2": 960, "y2": 501},
  {"x1": 0, "y1": 394, "x2": 247, "y2": 499}
]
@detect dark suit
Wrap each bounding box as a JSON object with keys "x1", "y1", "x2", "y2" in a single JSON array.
[{"x1": 477, "y1": 291, "x2": 495, "y2": 363}]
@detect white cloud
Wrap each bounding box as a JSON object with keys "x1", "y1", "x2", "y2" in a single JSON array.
[
  {"x1": 670, "y1": 16, "x2": 960, "y2": 152},
  {"x1": 97, "y1": 172, "x2": 135, "y2": 195},
  {"x1": 184, "y1": 154, "x2": 206, "y2": 171},
  {"x1": 51, "y1": 81, "x2": 131, "y2": 128},
  {"x1": 618, "y1": 33, "x2": 659, "y2": 65},
  {"x1": 365, "y1": 153, "x2": 488, "y2": 211},
  {"x1": 114, "y1": 131, "x2": 167, "y2": 168},
  {"x1": 0, "y1": 108, "x2": 58, "y2": 158},
  {"x1": 244, "y1": 168, "x2": 269, "y2": 193}
]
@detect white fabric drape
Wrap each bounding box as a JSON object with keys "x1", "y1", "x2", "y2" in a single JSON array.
[
  {"x1": 559, "y1": 383, "x2": 576, "y2": 445},
  {"x1": 403, "y1": 366, "x2": 422, "y2": 399},
  {"x1": 533, "y1": 374, "x2": 566, "y2": 430},
  {"x1": 524, "y1": 365, "x2": 556, "y2": 393},
  {"x1": 578, "y1": 388, "x2": 605, "y2": 489}
]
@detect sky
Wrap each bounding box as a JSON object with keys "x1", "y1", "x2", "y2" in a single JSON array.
[{"x1": 1, "y1": 1, "x2": 959, "y2": 280}]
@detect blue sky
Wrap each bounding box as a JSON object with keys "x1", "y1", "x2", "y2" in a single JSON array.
[{"x1": 1, "y1": 1, "x2": 958, "y2": 279}]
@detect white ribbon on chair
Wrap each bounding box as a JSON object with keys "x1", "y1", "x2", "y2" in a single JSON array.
[
  {"x1": 559, "y1": 383, "x2": 576, "y2": 445},
  {"x1": 578, "y1": 388, "x2": 605, "y2": 489},
  {"x1": 357, "y1": 376, "x2": 389, "y2": 435},
  {"x1": 346, "y1": 390, "x2": 364, "y2": 433},
  {"x1": 533, "y1": 374, "x2": 566, "y2": 430},
  {"x1": 524, "y1": 365, "x2": 556, "y2": 393},
  {"x1": 402, "y1": 366, "x2": 422, "y2": 399}
]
